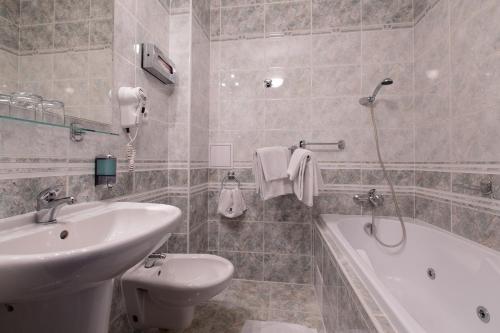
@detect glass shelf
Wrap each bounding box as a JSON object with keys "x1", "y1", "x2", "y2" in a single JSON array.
[{"x1": 0, "y1": 115, "x2": 119, "y2": 136}]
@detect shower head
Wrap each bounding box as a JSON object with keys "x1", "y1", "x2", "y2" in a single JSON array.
[
  {"x1": 381, "y1": 78, "x2": 394, "y2": 85},
  {"x1": 359, "y1": 78, "x2": 394, "y2": 106}
]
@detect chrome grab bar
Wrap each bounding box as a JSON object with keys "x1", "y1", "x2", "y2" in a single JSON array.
[{"x1": 299, "y1": 139, "x2": 346, "y2": 150}]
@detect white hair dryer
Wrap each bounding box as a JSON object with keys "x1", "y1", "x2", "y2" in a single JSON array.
[
  {"x1": 118, "y1": 87, "x2": 147, "y2": 129},
  {"x1": 118, "y1": 87, "x2": 147, "y2": 171}
]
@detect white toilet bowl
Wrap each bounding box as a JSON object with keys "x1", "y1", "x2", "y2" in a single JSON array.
[{"x1": 122, "y1": 253, "x2": 234, "y2": 330}]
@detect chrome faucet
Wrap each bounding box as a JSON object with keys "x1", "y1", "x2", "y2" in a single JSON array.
[
  {"x1": 144, "y1": 253, "x2": 166, "y2": 268},
  {"x1": 353, "y1": 189, "x2": 384, "y2": 208},
  {"x1": 36, "y1": 186, "x2": 75, "y2": 224}
]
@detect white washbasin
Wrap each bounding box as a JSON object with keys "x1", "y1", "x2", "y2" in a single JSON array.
[{"x1": 0, "y1": 201, "x2": 181, "y2": 333}]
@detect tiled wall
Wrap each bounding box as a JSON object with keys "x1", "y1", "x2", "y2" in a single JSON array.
[
  {"x1": 0, "y1": 0, "x2": 174, "y2": 330},
  {"x1": 208, "y1": 177, "x2": 314, "y2": 284},
  {"x1": 0, "y1": 1, "x2": 212, "y2": 330},
  {"x1": 208, "y1": 0, "x2": 416, "y2": 284},
  {"x1": 164, "y1": 0, "x2": 211, "y2": 256},
  {"x1": 413, "y1": 0, "x2": 500, "y2": 253},
  {"x1": 0, "y1": 0, "x2": 173, "y2": 223},
  {"x1": 0, "y1": 0, "x2": 114, "y2": 124},
  {"x1": 165, "y1": 2, "x2": 191, "y2": 255},
  {"x1": 208, "y1": 0, "x2": 500, "y2": 285},
  {"x1": 1, "y1": 0, "x2": 499, "y2": 331},
  {"x1": 0, "y1": 0, "x2": 19, "y2": 94},
  {"x1": 189, "y1": 0, "x2": 211, "y2": 254}
]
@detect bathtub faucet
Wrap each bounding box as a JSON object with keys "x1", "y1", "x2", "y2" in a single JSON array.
[{"x1": 353, "y1": 189, "x2": 384, "y2": 208}]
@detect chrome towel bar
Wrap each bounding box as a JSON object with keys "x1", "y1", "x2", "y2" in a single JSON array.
[
  {"x1": 299, "y1": 139, "x2": 346, "y2": 150},
  {"x1": 289, "y1": 139, "x2": 346, "y2": 152}
]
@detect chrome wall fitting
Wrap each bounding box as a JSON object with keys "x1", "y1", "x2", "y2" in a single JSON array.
[
  {"x1": 454, "y1": 177, "x2": 495, "y2": 199},
  {"x1": 300, "y1": 139, "x2": 346, "y2": 151},
  {"x1": 353, "y1": 189, "x2": 384, "y2": 208},
  {"x1": 476, "y1": 306, "x2": 490, "y2": 323},
  {"x1": 480, "y1": 179, "x2": 494, "y2": 198},
  {"x1": 220, "y1": 171, "x2": 241, "y2": 191},
  {"x1": 70, "y1": 123, "x2": 86, "y2": 142},
  {"x1": 289, "y1": 139, "x2": 346, "y2": 152},
  {"x1": 427, "y1": 268, "x2": 436, "y2": 280}
]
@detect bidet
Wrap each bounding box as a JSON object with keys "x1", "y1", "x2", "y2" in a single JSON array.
[{"x1": 122, "y1": 254, "x2": 234, "y2": 330}]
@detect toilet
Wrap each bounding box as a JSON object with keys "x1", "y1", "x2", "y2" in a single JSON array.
[{"x1": 122, "y1": 253, "x2": 234, "y2": 330}]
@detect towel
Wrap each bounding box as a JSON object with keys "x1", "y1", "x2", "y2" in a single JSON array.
[
  {"x1": 217, "y1": 188, "x2": 247, "y2": 218},
  {"x1": 287, "y1": 148, "x2": 309, "y2": 180},
  {"x1": 253, "y1": 150, "x2": 293, "y2": 200},
  {"x1": 255, "y1": 146, "x2": 290, "y2": 181},
  {"x1": 287, "y1": 148, "x2": 323, "y2": 207}
]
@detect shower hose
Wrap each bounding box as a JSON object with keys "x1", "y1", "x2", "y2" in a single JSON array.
[{"x1": 369, "y1": 105, "x2": 407, "y2": 248}]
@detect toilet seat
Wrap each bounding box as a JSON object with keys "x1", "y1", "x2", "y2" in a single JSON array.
[{"x1": 122, "y1": 253, "x2": 234, "y2": 330}]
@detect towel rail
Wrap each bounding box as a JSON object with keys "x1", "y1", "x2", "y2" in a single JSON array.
[
  {"x1": 220, "y1": 171, "x2": 241, "y2": 191},
  {"x1": 289, "y1": 139, "x2": 346, "y2": 152},
  {"x1": 300, "y1": 139, "x2": 346, "y2": 150}
]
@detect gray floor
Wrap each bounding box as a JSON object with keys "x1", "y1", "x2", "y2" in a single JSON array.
[{"x1": 156, "y1": 279, "x2": 325, "y2": 333}]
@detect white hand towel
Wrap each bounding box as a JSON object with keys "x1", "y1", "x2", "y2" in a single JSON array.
[
  {"x1": 287, "y1": 149, "x2": 324, "y2": 207},
  {"x1": 217, "y1": 188, "x2": 247, "y2": 218},
  {"x1": 217, "y1": 189, "x2": 233, "y2": 217},
  {"x1": 297, "y1": 155, "x2": 323, "y2": 206},
  {"x1": 230, "y1": 188, "x2": 247, "y2": 217},
  {"x1": 287, "y1": 148, "x2": 309, "y2": 180},
  {"x1": 256, "y1": 146, "x2": 290, "y2": 181},
  {"x1": 253, "y1": 151, "x2": 293, "y2": 200}
]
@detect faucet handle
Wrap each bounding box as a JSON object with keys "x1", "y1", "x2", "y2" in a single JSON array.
[
  {"x1": 37, "y1": 186, "x2": 63, "y2": 202},
  {"x1": 144, "y1": 253, "x2": 166, "y2": 268}
]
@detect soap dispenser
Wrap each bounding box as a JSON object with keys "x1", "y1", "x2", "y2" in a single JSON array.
[{"x1": 95, "y1": 154, "x2": 117, "y2": 188}]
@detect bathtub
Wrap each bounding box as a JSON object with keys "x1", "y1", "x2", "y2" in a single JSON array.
[{"x1": 318, "y1": 214, "x2": 500, "y2": 333}]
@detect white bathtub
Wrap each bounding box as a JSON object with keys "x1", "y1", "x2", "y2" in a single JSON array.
[{"x1": 320, "y1": 214, "x2": 500, "y2": 333}]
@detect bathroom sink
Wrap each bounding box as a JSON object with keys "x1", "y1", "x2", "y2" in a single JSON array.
[{"x1": 0, "y1": 202, "x2": 181, "y2": 303}]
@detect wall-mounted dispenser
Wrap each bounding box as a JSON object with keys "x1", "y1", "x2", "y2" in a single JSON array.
[
  {"x1": 95, "y1": 154, "x2": 117, "y2": 188},
  {"x1": 141, "y1": 43, "x2": 176, "y2": 85},
  {"x1": 118, "y1": 87, "x2": 148, "y2": 171}
]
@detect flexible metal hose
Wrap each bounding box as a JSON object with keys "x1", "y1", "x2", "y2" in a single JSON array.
[{"x1": 369, "y1": 105, "x2": 407, "y2": 248}]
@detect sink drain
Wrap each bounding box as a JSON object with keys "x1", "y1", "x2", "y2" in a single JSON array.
[
  {"x1": 427, "y1": 268, "x2": 436, "y2": 280},
  {"x1": 4, "y1": 304, "x2": 14, "y2": 312},
  {"x1": 363, "y1": 223, "x2": 373, "y2": 236},
  {"x1": 477, "y1": 306, "x2": 490, "y2": 323},
  {"x1": 60, "y1": 230, "x2": 69, "y2": 239}
]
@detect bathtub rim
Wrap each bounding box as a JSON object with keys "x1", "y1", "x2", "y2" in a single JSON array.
[
  {"x1": 316, "y1": 214, "x2": 402, "y2": 333},
  {"x1": 317, "y1": 213, "x2": 500, "y2": 333},
  {"x1": 318, "y1": 214, "x2": 428, "y2": 333}
]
